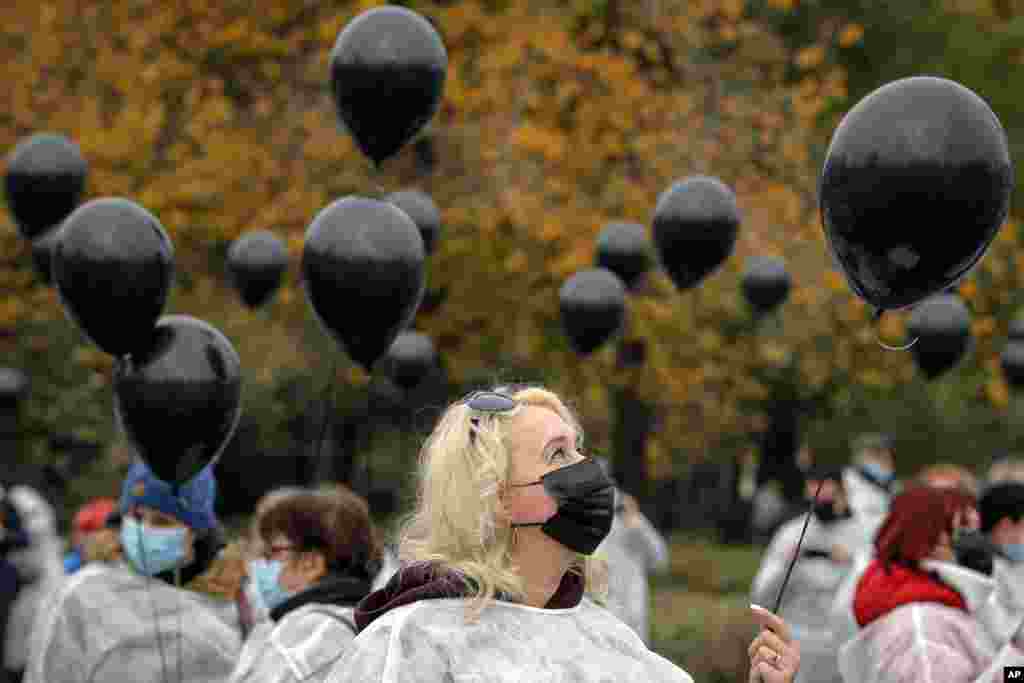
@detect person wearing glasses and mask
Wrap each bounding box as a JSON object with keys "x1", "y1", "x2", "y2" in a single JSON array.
[
  {"x1": 323, "y1": 385, "x2": 801, "y2": 683},
  {"x1": 25, "y1": 459, "x2": 244, "y2": 683},
  {"x1": 229, "y1": 484, "x2": 382, "y2": 683},
  {"x1": 753, "y1": 465, "x2": 870, "y2": 683}
]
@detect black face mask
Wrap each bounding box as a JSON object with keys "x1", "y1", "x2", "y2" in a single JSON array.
[
  {"x1": 811, "y1": 501, "x2": 846, "y2": 524},
  {"x1": 510, "y1": 458, "x2": 615, "y2": 555},
  {"x1": 953, "y1": 528, "x2": 1003, "y2": 576}
]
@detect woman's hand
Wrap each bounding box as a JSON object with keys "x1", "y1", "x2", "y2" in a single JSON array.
[{"x1": 748, "y1": 604, "x2": 800, "y2": 683}]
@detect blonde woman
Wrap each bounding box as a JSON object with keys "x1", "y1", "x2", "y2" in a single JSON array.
[
  {"x1": 25, "y1": 459, "x2": 244, "y2": 683},
  {"x1": 323, "y1": 386, "x2": 800, "y2": 683}
]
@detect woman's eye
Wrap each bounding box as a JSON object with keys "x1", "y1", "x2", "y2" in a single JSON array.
[{"x1": 551, "y1": 449, "x2": 567, "y2": 461}]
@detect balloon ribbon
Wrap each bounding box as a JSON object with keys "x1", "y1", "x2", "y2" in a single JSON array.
[
  {"x1": 310, "y1": 356, "x2": 339, "y2": 485},
  {"x1": 773, "y1": 477, "x2": 824, "y2": 614}
]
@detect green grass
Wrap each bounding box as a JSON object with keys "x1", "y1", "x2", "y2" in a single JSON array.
[{"x1": 648, "y1": 534, "x2": 765, "y2": 681}]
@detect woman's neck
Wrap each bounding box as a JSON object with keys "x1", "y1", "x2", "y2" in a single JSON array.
[{"x1": 512, "y1": 534, "x2": 573, "y2": 608}]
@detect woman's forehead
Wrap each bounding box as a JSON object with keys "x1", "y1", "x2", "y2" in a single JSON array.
[{"x1": 509, "y1": 406, "x2": 576, "y2": 450}]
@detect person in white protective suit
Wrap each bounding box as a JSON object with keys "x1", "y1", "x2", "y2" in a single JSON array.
[
  {"x1": 837, "y1": 485, "x2": 1024, "y2": 683},
  {"x1": 228, "y1": 483, "x2": 383, "y2": 683},
  {"x1": 592, "y1": 456, "x2": 669, "y2": 646},
  {"x1": 25, "y1": 459, "x2": 244, "y2": 683},
  {"x1": 842, "y1": 433, "x2": 897, "y2": 541},
  {"x1": 321, "y1": 385, "x2": 802, "y2": 683},
  {"x1": 3, "y1": 485, "x2": 64, "y2": 682},
  {"x1": 751, "y1": 465, "x2": 872, "y2": 683}
]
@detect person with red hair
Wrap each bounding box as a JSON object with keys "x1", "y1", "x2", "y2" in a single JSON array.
[
  {"x1": 63, "y1": 498, "x2": 116, "y2": 575},
  {"x1": 837, "y1": 486, "x2": 1024, "y2": 683}
]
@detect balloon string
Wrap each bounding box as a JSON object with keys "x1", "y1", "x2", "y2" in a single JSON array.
[
  {"x1": 871, "y1": 307, "x2": 919, "y2": 351},
  {"x1": 773, "y1": 477, "x2": 824, "y2": 614},
  {"x1": 311, "y1": 356, "x2": 339, "y2": 486}
]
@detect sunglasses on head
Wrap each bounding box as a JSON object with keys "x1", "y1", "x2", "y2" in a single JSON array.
[{"x1": 461, "y1": 391, "x2": 519, "y2": 445}]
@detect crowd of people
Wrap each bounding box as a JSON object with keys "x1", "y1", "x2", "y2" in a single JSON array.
[
  {"x1": 0, "y1": 385, "x2": 800, "y2": 683},
  {"x1": 753, "y1": 433, "x2": 1024, "y2": 683},
  {"x1": 3, "y1": 386, "x2": 1022, "y2": 681}
]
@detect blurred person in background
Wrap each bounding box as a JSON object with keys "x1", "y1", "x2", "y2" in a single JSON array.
[
  {"x1": 837, "y1": 485, "x2": 1024, "y2": 683},
  {"x1": 594, "y1": 456, "x2": 669, "y2": 646},
  {"x1": 25, "y1": 459, "x2": 245, "y2": 683},
  {"x1": 324, "y1": 386, "x2": 802, "y2": 683},
  {"x1": 987, "y1": 455, "x2": 1024, "y2": 486},
  {"x1": 915, "y1": 463, "x2": 980, "y2": 496},
  {"x1": 63, "y1": 498, "x2": 117, "y2": 575},
  {"x1": 229, "y1": 483, "x2": 382, "y2": 683},
  {"x1": 842, "y1": 433, "x2": 896, "y2": 537},
  {"x1": 980, "y1": 482, "x2": 1024, "y2": 567},
  {"x1": 4, "y1": 485, "x2": 64, "y2": 683},
  {"x1": 752, "y1": 465, "x2": 868, "y2": 683},
  {"x1": 0, "y1": 487, "x2": 29, "y2": 683}
]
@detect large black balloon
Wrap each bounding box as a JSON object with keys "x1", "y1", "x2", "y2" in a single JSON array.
[
  {"x1": 820, "y1": 77, "x2": 1013, "y2": 311},
  {"x1": 383, "y1": 331, "x2": 437, "y2": 390},
  {"x1": 386, "y1": 190, "x2": 441, "y2": 255},
  {"x1": 559, "y1": 268, "x2": 627, "y2": 356},
  {"x1": 652, "y1": 177, "x2": 740, "y2": 291},
  {"x1": 227, "y1": 230, "x2": 288, "y2": 309},
  {"x1": 53, "y1": 199, "x2": 174, "y2": 357},
  {"x1": 742, "y1": 257, "x2": 791, "y2": 316},
  {"x1": 1009, "y1": 319, "x2": 1024, "y2": 343},
  {"x1": 4, "y1": 133, "x2": 88, "y2": 240},
  {"x1": 330, "y1": 7, "x2": 447, "y2": 165},
  {"x1": 113, "y1": 315, "x2": 242, "y2": 485},
  {"x1": 906, "y1": 294, "x2": 971, "y2": 380},
  {"x1": 595, "y1": 222, "x2": 649, "y2": 290},
  {"x1": 1002, "y1": 341, "x2": 1024, "y2": 389},
  {"x1": 30, "y1": 225, "x2": 63, "y2": 285},
  {"x1": 302, "y1": 197, "x2": 426, "y2": 372}
]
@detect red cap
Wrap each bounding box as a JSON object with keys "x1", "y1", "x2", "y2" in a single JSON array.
[{"x1": 73, "y1": 498, "x2": 117, "y2": 533}]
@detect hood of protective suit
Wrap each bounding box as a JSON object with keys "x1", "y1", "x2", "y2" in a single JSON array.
[
  {"x1": 853, "y1": 559, "x2": 967, "y2": 628},
  {"x1": 354, "y1": 561, "x2": 584, "y2": 632},
  {"x1": 269, "y1": 572, "x2": 372, "y2": 622}
]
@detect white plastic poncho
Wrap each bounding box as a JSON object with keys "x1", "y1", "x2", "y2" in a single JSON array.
[
  {"x1": 842, "y1": 467, "x2": 890, "y2": 539},
  {"x1": 751, "y1": 513, "x2": 871, "y2": 683},
  {"x1": 372, "y1": 545, "x2": 401, "y2": 592},
  {"x1": 838, "y1": 560, "x2": 1024, "y2": 683},
  {"x1": 229, "y1": 604, "x2": 358, "y2": 683},
  {"x1": 595, "y1": 512, "x2": 669, "y2": 645},
  {"x1": 5, "y1": 485, "x2": 66, "y2": 672},
  {"x1": 323, "y1": 597, "x2": 694, "y2": 683},
  {"x1": 25, "y1": 562, "x2": 242, "y2": 683}
]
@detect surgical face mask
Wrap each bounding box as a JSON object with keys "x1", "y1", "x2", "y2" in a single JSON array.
[
  {"x1": 120, "y1": 516, "x2": 190, "y2": 577},
  {"x1": 1002, "y1": 543, "x2": 1024, "y2": 563},
  {"x1": 510, "y1": 458, "x2": 615, "y2": 555},
  {"x1": 860, "y1": 462, "x2": 894, "y2": 487},
  {"x1": 248, "y1": 558, "x2": 296, "y2": 611}
]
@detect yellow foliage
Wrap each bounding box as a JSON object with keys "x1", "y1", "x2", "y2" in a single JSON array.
[{"x1": 838, "y1": 24, "x2": 865, "y2": 48}]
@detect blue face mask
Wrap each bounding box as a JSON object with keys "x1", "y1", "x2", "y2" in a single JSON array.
[
  {"x1": 120, "y1": 516, "x2": 190, "y2": 577},
  {"x1": 1002, "y1": 544, "x2": 1024, "y2": 563},
  {"x1": 248, "y1": 559, "x2": 296, "y2": 611},
  {"x1": 861, "y1": 462, "x2": 894, "y2": 486}
]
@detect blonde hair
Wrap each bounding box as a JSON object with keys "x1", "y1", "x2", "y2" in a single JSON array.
[
  {"x1": 186, "y1": 539, "x2": 247, "y2": 601},
  {"x1": 988, "y1": 458, "x2": 1024, "y2": 485},
  {"x1": 397, "y1": 385, "x2": 608, "y2": 623},
  {"x1": 916, "y1": 463, "x2": 979, "y2": 496},
  {"x1": 83, "y1": 527, "x2": 122, "y2": 564}
]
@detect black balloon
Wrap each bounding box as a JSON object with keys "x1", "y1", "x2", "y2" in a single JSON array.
[
  {"x1": 30, "y1": 225, "x2": 63, "y2": 285},
  {"x1": 742, "y1": 257, "x2": 791, "y2": 316},
  {"x1": 383, "y1": 331, "x2": 437, "y2": 390},
  {"x1": 386, "y1": 190, "x2": 442, "y2": 255},
  {"x1": 820, "y1": 77, "x2": 1013, "y2": 311},
  {"x1": 1002, "y1": 341, "x2": 1024, "y2": 389},
  {"x1": 907, "y1": 294, "x2": 971, "y2": 380},
  {"x1": 1009, "y1": 319, "x2": 1024, "y2": 343},
  {"x1": 559, "y1": 268, "x2": 627, "y2": 356},
  {"x1": 53, "y1": 198, "x2": 174, "y2": 357},
  {"x1": 227, "y1": 230, "x2": 288, "y2": 309},
  {"x1": 113, "y1": 315, "x2": 242, "y2": 485},
  {"x1": 4, "y1": 133, "x2": 88, "y2": 240},
  {"x1": 595, "y1": 222, "x2": 649, "y2": 290},
  {"x1": 330, "y1": 7, "x2": 447, "y2": 165},
  {"x1": 652, "y1": 176, "x2": 740, "y2": 291},
  {"x1": 302, "y1": 197, "x2": 426, "y2": 372}
]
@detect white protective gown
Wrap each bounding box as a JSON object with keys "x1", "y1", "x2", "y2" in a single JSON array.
[
  {"x1": 229, "y1": 604, "x2": 358, "y2": 683},
  {"x1": 842, "y1": 467, "x2": 890, "y2": 541},
  {"x1": 25, "y1": 562, "x2": 242, "y2": 683},
  {"x1": 5, "y1": 485, "x2": 67, "y2": 672},
  {"x1": 595, "y1": 512, "x2": 669, "y2": 645},
  {"x1": 838, "y1": 560, "x2": 1024, "y2": 683},
  {"x1": 751, "y1": 513, "x2": 872, "y2": 683},
  {"x1": 372, "y1": 545, "x2": 401, "y2": 592},
  {"x1": 323, "y1": 597, "x2": 694, "y2": 683}
]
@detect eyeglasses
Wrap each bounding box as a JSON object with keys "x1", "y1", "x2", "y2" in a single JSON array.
[{"x1": 461, "y1": 391, "x2": 519, "y2": 445}]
